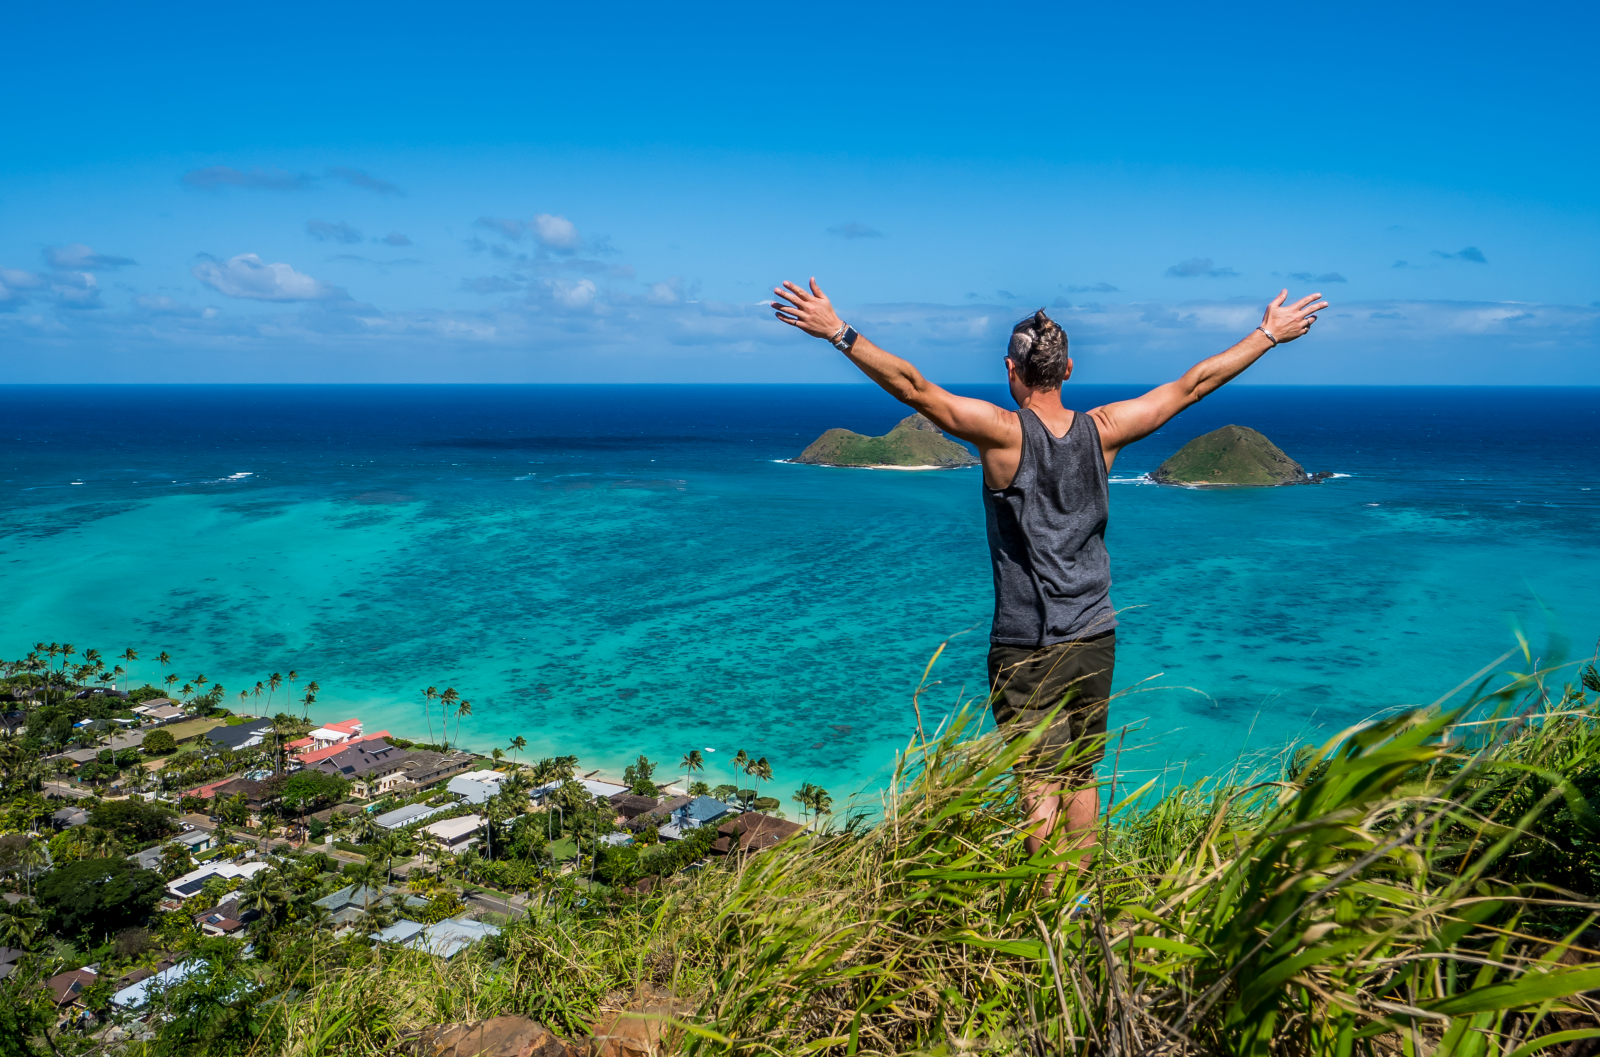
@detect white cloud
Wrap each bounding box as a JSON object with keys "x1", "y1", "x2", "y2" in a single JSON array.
[
  {"x1": 0, "y1": 295, "x2": 1593, "y2": 384},
  {"x1": 182, "y1": 166, "x2": 313, "y2": 191},
  {"x1": 191, "y1": 253, "x2": 343, "y2": 301},
  {"x1": 475, "y1": 213, "x2": 583, "y2": 253},
  {"x1": 1165, "y1": 258, "x2": 1239, "y2": 279},
  {"x1": 547, "y1": 278, "x2": 596, "y2": 309},
  {"x1": 136, "y1": 295, "x2": 202, "y2": 316},
  {"x1": 45, "y1": 243, "x2": 137, "y2": 270},
  {"x1": 532, "y1": 214, "x2": 580, "y2": 252},
  {"x1": 327, "y1": 167, "x2": 402, "y2": 195},
  {"x1": 50, "y1": 272, "x2": 101, "y2": 309},
  {"x1": 306, "y1": 220, "x2": 363, "y2": 244},
  {"x1": 0, "y1": 268, "x2": 48, "y2": 309},
  {"x1": 646, "y1": 278, "x2": 683, "y2": 304}
]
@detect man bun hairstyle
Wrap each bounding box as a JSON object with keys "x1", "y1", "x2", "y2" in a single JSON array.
[{"x1": 1007, "y1": 309, "x2": 1069, "y2": 391}]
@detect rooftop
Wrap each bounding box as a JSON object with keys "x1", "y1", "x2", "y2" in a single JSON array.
[
  {"x1": 297, "y1": 731, "x2": 392, "y2": 765},
  {"x1": 373, "y1": 801, "x2": 444, "y2": 829},
  {"x1": 166, "y1": 860, "x2": 271, "y2": 898},
  {"x1": 681, "y1": 795, "x2": 734, "y2": 824},
  {"x1": 112, "y1": 960, "x2": 200, "y2": 1009},
  {"x1": 422, "y1": 814, "x2": 483, "y2": 842}
]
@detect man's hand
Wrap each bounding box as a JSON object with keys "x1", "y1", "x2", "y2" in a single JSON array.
[
  {"x1": 1261, "y1": 289, "x2": 1329, "y2": 343},
  {"x1": 772, "y1": 278, "x2": 844, "y2": 340}
]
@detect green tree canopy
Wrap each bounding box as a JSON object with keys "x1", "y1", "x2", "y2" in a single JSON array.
[
  {"x1": 90, "y1": 798, "x2": 176, "y2": 843},
  {"x1": 35, "y1": 857, "x2": 164, "y2": 939},
  {"x1": 277, "y1": 770, "x2": 350, "y2": 814},
  {"x1": 142, "y1": 728, "x2": 178, "y2": 754},
  {"x1": 623, "y1": 754, "x2": 659, "y2": 796}
]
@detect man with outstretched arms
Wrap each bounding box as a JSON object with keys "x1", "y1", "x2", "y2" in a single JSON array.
[{"x1": 771, "y1": 279, "x2": 1328, "y2": 871}]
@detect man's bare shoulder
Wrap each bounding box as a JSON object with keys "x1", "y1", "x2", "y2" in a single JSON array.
[{"x1": 921, "y1": 390, "x2": 1021, "y2": 450}]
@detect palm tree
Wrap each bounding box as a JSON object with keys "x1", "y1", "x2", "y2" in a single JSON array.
[
  {"x1": 194, "y1": 673, "x2": 208, "y2": 695},
  {"x1": 371, "y1": 831, "x2": 406, "y2": 884},
  {"x1": 0, "y1": 899, "x2": 43, "y2": 950},
  {"x1": 267, "y1": 672, "x2": 282, "y2": 711},
  {"x1": 554, "y1": 755, "x2": 578, "y2": 780},
  {"x1": 438, "y1": 688, "x2": 460, "y2": 747},
  {"x1": 258, "y1": 814, "x2": 280, "y2": 853},
  {"x1": 164, "y1": 673, "x2": 179, "y2": 696},
  {"x1": 120, "y1": 647, "x2": 137, "y2": 690},
  {"x1": 303, "y1": 681, "x2": 320, "y2": 721},
  {"x1": 491, "y1": 747, "x2": 505, "y2": 768},
  {"x1": 452, "y1": 699, "x2": 472, "y2": 749},
  {"x1": 422, "y1": 686, "x2": 439, "y2": 746},
  {"x1": 792, "y1": 782, "x2": 819, "y2": 823},
  {"x1": 752, "y1": 757, "x2": 774, "y2": 806},
  {"x1": 240, "y1": 868, "x2": 288, "y2": 924},
  {"x1": 680, "y1": 749, "x2": 705, "y2": 795},
  {"x1": 17, "y1": 837, "x2": 46, "y2": 897},
  {"x1": 508, "y1": 735, "x2": 527, "y2": 766}
]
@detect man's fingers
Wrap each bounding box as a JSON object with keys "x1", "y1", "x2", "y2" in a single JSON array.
[
  {"x1": 809, "y1": 277, "x2": 826, "y2": 299},
  {"x1": 772, "y1": 286, "x2": 807, "y2": 309},
  {"x1": 782, "y1": 280, "x2": 812, "y2": 301},
  {"x1": 1303, "y1": 301, "x2": 1330, "y2": 314},
  {"x1": 774, "y1": 312, "x2": 801, "y2": 327},
  {"x1": 1271, "y1": 289, "x2": 1288, "y2": 307},
  {"x1": 1289, "y1": 293, "x2": 1323, "y2": 311}
]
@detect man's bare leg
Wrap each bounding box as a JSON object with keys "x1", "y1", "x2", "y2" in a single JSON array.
[{"x1": 1023, "y1": 780, "x2": 1099, "y2": 893}]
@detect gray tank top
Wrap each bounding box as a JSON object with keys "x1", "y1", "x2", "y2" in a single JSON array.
[{"x1": 982, "y1": 408, "x2": 1117, "y2": 646}]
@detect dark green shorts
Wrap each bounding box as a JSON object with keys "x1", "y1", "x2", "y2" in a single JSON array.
[{"x1": 987, "y1": 632, "x2": 1115, "y2": 781}]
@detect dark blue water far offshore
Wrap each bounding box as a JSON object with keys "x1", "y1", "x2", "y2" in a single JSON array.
[{"x1": 1, "y1": 384, "x2": 1596, "y2": 803}]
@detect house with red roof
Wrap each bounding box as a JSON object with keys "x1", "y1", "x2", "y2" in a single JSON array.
[{"x1": 295, "y1": 730, "x2": 391, "y2": 766}]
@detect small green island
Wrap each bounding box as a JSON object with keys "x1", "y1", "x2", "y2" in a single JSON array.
[
  {"x1": 1150, "y1": 424, "x2": 1330, "y2": 486},
  {"x1": 793, "y1": 413, "x2": 979, "y2": 469}
]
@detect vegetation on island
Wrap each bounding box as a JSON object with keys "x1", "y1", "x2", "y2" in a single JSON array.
[
  {"x1": 1151, "y1": 423, "x2": 1328, "y2": 486},
  {"x1": 4, "y1": 633, "x2": 1600, "y2": 1056},
  {"x1": 794, "y1": 413, "x2": 980, "y2": 468}
]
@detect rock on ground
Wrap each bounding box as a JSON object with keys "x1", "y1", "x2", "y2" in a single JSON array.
[
  {"x1": 589, "y1": 983, "x2": 694, "y2": 1057},
  {"x1": 411, "y1": 1016, "x2": 581, "y2": 1057}
]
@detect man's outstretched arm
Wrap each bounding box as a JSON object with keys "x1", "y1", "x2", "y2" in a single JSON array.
[
  {"x1": 1090, "y1": 290, "x2": 1329, "y2": 467},
  {"x1": 772, "y1": 278, "x2": 1014, "y2": 449}
]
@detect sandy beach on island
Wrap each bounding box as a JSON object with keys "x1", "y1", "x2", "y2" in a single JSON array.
[{"x1": 780, "y1": 460, "x2": 975, "y2": 471}]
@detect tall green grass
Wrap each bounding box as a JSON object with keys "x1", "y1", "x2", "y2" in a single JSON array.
[{"x1": 264, "y1": 647, "x2": 1600, "y2": 1057}]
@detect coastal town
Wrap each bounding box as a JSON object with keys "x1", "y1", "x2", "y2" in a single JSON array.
[{"x1": 0, "y1": 644, "x2": 831, "y2": 1050}]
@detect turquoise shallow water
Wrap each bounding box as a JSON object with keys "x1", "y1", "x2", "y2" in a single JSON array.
[{"x1": 1, "y1": 385, "x2": 1596, "y2": 809}]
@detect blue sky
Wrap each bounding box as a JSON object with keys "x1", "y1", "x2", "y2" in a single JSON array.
[{"x1": 2, "y1": 0, "x2": 1595, "y2": 384}]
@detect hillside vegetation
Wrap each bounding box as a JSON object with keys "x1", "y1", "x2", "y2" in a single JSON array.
[
  {"x1": 794, "y1": 413, "x2": 979, "y2": 468},
  {"x1": 1151, "y1": 424, "x2": 1319, "y2": 486},
  {"x1": 54, "y1": 642, "x2": 1597, "y2": 1057}
]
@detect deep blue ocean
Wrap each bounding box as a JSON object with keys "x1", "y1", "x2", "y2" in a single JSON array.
[{"x1": 2, "y1": 385, "x2": 1596, "y2": 807}]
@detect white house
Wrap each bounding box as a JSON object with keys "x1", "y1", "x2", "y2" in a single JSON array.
[
  {"x1": 305, "y1": 718, "x2": 363, "y2": 750},
  {"x1": 420, "y1": 814, "x2": 483, "y2": 851},
  {"x1": 446, "y1": 771, "x2": 509, "y2": 805},
  {"x1": 166, "y1": 860, "x2": 272, "y2": 900}
]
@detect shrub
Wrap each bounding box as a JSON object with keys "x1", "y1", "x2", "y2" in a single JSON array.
[{"x1": 142, "y1": 728, "x2": 178, "y2": 754}]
